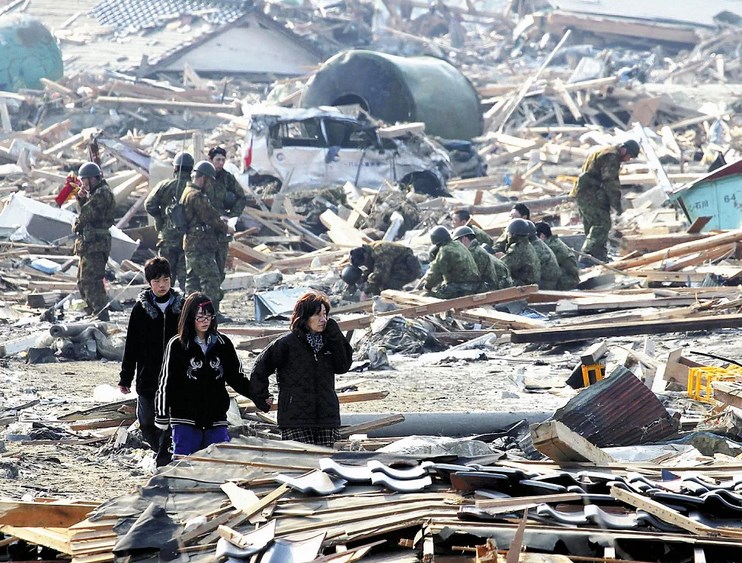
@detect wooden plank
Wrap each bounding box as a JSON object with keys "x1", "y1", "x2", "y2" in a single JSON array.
[
  {"x1": 609, "y1": 230, "x2": 742, "y2": 271},
  {"x1": 240, "y1": 390, "x2": 388, "y2": 413},
  {"x1": 0, "y1": 500, "x2": 94, "y2": 527},
  {"x1": 531, "y1": 421, "x2": 615, "y2": 465},
  {"x1": 220, "y1": 482, "x2": 259, "y2": 513},
  {"x1": 620, "y1": 232, "x2": 712, "y2": 255},
  {"x1": 713, "y1": 382, "x2": 742, "y2": 409},
  {"x1": 319, "y1": 209, "x2": 371, "y2": 247},
  {"x1": 609, "y1": 486, "x2": 723, "y2": 537},
  {"x1": 95, "y1": 96, "x2": 241, "y2": 115},
  {"x1": 475, "y1": 493, "x2": 581, "y2": 511},
  {"x1": 229, "y1": 241, "x2": 275, "y2": 265},
  {"x1": 0, "y1": 526, "x2": 71, "y2": 554},
  {"x1": 339, "y1": 414, "x2": 405, "y2": 438},
  {"x1": 511, "y1": 313, "x2": 742, "y2": 344}
]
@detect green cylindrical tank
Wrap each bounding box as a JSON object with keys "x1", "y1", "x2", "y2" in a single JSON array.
[
  {"x1": 300, "y1": 50, "x2": 483, "y2": 140},
  {"x1": 0, "y1": 15, "x2": 63, "y2": 91}
]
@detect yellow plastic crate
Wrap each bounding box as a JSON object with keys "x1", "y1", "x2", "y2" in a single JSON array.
[{"x1": 687, "y1": 366, "x2": 742, "y2": 403}]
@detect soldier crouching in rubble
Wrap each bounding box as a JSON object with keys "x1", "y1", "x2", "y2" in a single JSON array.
[
  {"x1": 119, "y1": 257, "x2": 183, "y2": 466},
  {"x1": 155, "y1": 293, "x2": 252, "y2": 456},
  {"x1": 450, "y1": 208, "x2": 492, "y2": 246},
  {"x1": 452, "y1": 226, "x2": 513, "y2": 291},
  {"x1": 345, "y1": 241, "x2": 422, "y2": 297},
  {"x1": 535, "y1": 221, "x2": 580, "y2": 290},
  {"x1": 249, "y1": 291, "x2": 353, "y2": 448},
  {"x1": 423, "y1": 226, "x2": 482, "y2": 298},
  {"x1": 73, "y1": 162, "x2": 115, "y2": 322},
  {"x1": 570, "y1": 139, "x2": 640, "y2": 262},
  {"x1": 501, "y1": 219, "x2": 540, "y2": 287}
]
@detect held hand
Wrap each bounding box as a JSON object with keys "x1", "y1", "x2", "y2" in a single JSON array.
[
  {"x1": 155, "y1": 421, "x2": 169, "y2": 431},
  {"x1": 118, "y1": 385, "x2": 131, "y2": 394},
  {"x1": 265, "y1": 396, "x2": 274, "y2": 408},
  {"x1": 77, "y1": 187, "x2": 89, "y2": 200}
]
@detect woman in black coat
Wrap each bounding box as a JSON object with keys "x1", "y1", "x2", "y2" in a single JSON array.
[{"x1": 250, "y1": 290, "x2": 353, "y2": 448}]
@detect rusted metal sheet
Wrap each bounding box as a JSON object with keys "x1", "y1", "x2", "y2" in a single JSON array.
[{"x1": 552, "y1": 366, "x2": 679, "y2": 447}]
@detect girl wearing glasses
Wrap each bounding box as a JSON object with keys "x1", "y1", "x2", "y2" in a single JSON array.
[
  {"x1": 249, "y1": 290, "x2": 353, "y2": 448},
  {"x1": 155, "y1": 292, "x2": 252, "y2": 457}
]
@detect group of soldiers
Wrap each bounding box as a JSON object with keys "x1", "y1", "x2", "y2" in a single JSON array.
[
  {"x1": 72, "y1": 148, "x2": 244, "y2": 321},
  {"x1": 343, "y1": 139, "x2": 641, "y2": 301},
  {"x1": 72, "y1": 138, "x2": 639, "y2": 319},
  {"x1": 343, "y1": 205, "x2": 579, "y2": 301}
]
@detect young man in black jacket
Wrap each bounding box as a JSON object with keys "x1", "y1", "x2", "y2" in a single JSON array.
[{"x1": 119, "y1": 257, "x2": 183, "y2": 465}]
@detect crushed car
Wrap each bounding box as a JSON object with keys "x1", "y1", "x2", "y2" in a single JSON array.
[{"x1": 240, "y1": 105, "x2": 453, "y2": 196}]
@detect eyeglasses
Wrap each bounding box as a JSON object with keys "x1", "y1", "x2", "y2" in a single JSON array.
[{"x1": 195, "y1": 314, "x2": 214, "y2": 322}]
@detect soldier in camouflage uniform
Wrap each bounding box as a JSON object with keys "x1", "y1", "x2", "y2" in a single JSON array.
[
  {"x1": 349, "y1": 241, "x2": 422, "y2": 295},
  {"x1": 501, "y1": 219, "x2": 540, "y2": 287},
  {"x1": 451, "y1": 208, "x2": 492, "y2": 246},
  {"x1": 452, "y1": 226, "x2": 513, "y2": 291},
  {"x1": 145, "y1": 152, "x2": 193, "y2": 290},
  {"x1": 207, "y1": 147, "x2": 247, "y2": 283},
  {"x1": 423, "y1": 226, "x2": 482, "y2": 299},
  {"x1": 180, "y1": 161, "x2": 231, "y2": 315},
  {"x1": 526, "y1": 221, "x2": 560, "y2": 290},
  {"x1": 535, "y1": 222, "x2": 580, "y2": 290},
  {"x1": 73, "y1": 162, "x2": 116, "y2": 321},
  {"x1": 493, "y1": 203, "x2": 530, "y2": 253},
  {"x1": 570, "y1": 140, "x2": 640, "y2": 261}
]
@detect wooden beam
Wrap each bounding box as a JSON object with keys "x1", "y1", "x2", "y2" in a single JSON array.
[
  {"x1": 240, "y1": 390, "x2": 389, "y2": 413},
  {"x1": 609, "y1": 230, "x2": 742, "y2": 270},
  {"x1": 0, "y1": 500, "x2": 95, "y2": 527},
  {"x1": 511, "y1": 313, "x2": 742, "y2": 344},
  {"x1": 531, "y1": 421, "x2": 615, "y2": 464}
]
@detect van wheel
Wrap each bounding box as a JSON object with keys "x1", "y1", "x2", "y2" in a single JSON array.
[
  {"x1": 249, "y1": 174, "x2": 282, "y2": 196},
  {"x1": 402, "y1": 172, "x2": 450, "y2": 197}
]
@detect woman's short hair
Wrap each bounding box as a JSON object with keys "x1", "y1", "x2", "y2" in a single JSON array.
[
  {"x1": 290, "y1": 291, "x2": 331, "y2": 332},
  {"x1": 178, "y1": 292, "x2": 217, "y2": 346},
  {"x1": 144, "y1": 256, "x2": 171, "y2": 283}
]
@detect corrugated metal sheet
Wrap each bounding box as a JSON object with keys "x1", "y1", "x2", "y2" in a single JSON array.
[{"x1": 553, "y1": 366, "x2": 679, "y2": 447}]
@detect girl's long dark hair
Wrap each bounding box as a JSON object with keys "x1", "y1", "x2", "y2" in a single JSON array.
[
  {"x1": 178, "y1": 292, "x2": 217, "y2": 346},
  {"x1": 290, "y1": 291, "x2": 330, "y2": 333}
]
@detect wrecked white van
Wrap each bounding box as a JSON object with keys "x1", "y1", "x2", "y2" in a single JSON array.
[{"x1": 240, "y1": 106, "x2": 452, "y2": 195}]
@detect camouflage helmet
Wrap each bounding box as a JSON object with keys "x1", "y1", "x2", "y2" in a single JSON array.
[
  {"x1": 452, "y1": 225, "x2": 475, "y2": 240},
  {"x1": 507, "y1": 218, "x2": 531, "y2": 237},
  {"x1": 194, "y1": 160, "x2": 217, "y2": 179},
  {"x1": 173, "y1": 151, "x2": 195, "y2": 169},
  {"x1": 525, "y1": 220, "x2": 537, "y2": 237},
  {"x1": 341, "y1": 265, "x2": 362, "y2": 286},
  {"x1": 78, "y1": 162, "x2": 101, "y2": 179},
  {"x1": 622, "y1": 140, "x2": 640, "y2": 158},
  {"x1": 430, "y1": 225, "x2": 451, "y2": 246}
]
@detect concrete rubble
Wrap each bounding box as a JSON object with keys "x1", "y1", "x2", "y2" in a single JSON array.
[{"x1": 3, "y1": 0, "x2": 742, "y2": 561}]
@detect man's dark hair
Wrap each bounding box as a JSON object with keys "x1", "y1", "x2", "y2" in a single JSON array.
[
  {"x1": 144, "y1": 256, "x2": 171, "y2": 283},
  {"x1": 513, "y1": 203, "x2": 530, "y2": 219},
  {"x1": 290, "y1": 291, "x2": 331, "y2": 333},
  {"x1": 208, "y1": 146, "x2": 227, "y2": 159},
  {"x1": 534, "y1": 221, "x2": 552, "y2": 238},
  {"x1": 178, "y1": 292, "x2": 217, "y2": 347},
  {"x1": 451, "y1": 208, "x2": 471, "y2": 221}
]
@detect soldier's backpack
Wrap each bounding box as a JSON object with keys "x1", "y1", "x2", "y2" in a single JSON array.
[{"x1": 164, "y1": 177, "x2": 188, "y2": 234}]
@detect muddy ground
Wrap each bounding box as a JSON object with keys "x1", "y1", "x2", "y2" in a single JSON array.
[{"x1": 0, "y1": 289, "x2": 734, "y2": 503}]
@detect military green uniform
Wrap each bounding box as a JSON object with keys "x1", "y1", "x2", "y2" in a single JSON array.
[
  {"x1": 205, "y1": 169, "x2": 246, "y2": 282},
  {"x1": 468, "y1": 221, "x2": 493, "y2": 247},
  {"x1": 361, "y1": 241, "x2": 422, "y2": 295},
  {"x1": 144, "y1": 170, "x2": 191, "y2": 289},
  {"x1": 545, "y1": 235, "x2": 580, "y2": 290},
  {"x1": 492, "y1": 230, "x2": 508, "y2": 253},
  {"x1": 468, "y1": 239, "x2": 513, "y2": 291},
  {"x1": 502, "y1": 236, "x2": 540, "y2": 287},
  {"x1": 180, "y1": 183, "x2": 228, "y2": 311},
  {"x1": 424, "y1": 239, "x2": 481, "y2": 299},
  {"x1": 530, "y1": 236, "x2": 560, "y2": 290},
  {"x1": 73, "y1": 180, "x2": 115, "y2": 316},
  {"x1": 570, "y1": 145, "x2": 624, "y2": 261}
]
